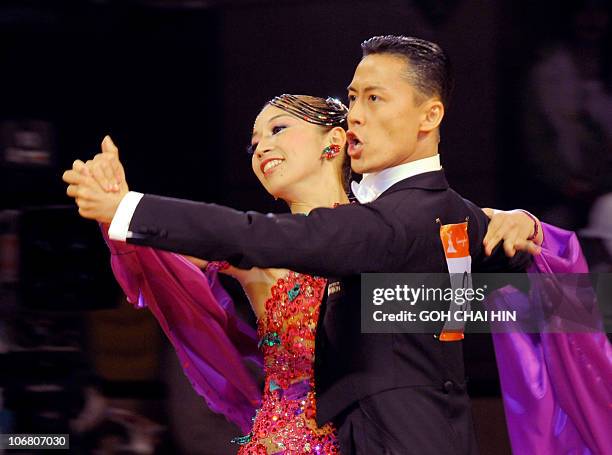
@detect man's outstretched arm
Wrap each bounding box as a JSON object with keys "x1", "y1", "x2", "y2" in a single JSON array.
[
  {"x1": 63, "y1": 137, "x2": 539, "y2": 276},
  {"x1": 118, "y1": 192, "x2": 402, "y2": 276},
  {"x1": 62, "y1": 139, "x2": 403, "y2": 276}
]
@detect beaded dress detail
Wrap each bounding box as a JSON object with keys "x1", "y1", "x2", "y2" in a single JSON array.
[{"x1": 236, "y1": 271, "x2": 339, "y2": 454}]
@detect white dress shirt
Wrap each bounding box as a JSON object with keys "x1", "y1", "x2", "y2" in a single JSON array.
[
  {"x1": 108, "y1": 191, "x2": 145, "y2": 241},
  {"x1": 350, "y1": 154, "x2": 442, "y2": 204}
]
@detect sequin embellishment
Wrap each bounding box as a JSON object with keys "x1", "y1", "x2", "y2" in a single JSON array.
[
  {"x1": 287, "y1": 284, "x2": 300, "y2": 302},
  {"x1": 232, "y1": 434, "x2": 253, "y2": 445},
  {"x1": 258, "y1": 332, "x2": 282, "y2": 348},
  {"x1": 235, "y1": 271, "x2": 339, "y2": 454}
]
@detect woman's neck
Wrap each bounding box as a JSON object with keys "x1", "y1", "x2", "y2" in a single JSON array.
[{"x1": 287, "y1": 185, "x2": 350, "y2": 215}]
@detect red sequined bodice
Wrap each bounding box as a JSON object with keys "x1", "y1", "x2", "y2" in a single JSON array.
[{"x1": 237, "y1": 271, "x2": 339, "y2": 454}]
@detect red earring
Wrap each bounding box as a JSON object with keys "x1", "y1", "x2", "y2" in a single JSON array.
[{"x1": 321, "y1": 144, "x2": 341, "y2": 160}]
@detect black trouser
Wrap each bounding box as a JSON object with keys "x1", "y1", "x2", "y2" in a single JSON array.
[{"x1": 336, "y1": 385, "x2": 479, "y2": 455}]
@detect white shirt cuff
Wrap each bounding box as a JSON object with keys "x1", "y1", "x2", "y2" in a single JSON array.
[{"x1": 108, "y1": 191, "x2": 144, "y2": 241}]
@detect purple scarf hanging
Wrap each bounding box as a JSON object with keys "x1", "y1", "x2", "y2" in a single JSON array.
[
  {"x1": 101, "y1": 226, "x2": 262, "y2": 433},
  {"x1": 491, "y1": 223, "x2": 612, "y2": 454}
]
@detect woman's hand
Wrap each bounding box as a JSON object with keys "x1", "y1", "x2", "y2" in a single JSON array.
[{"x1": 482, "y1": 208, "x2": 543, "y2": 257}]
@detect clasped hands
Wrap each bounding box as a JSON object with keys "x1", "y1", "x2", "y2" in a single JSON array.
[
  {"x1": 62, "y1": 136, "x2": 542, "y2": 256},
  {"x1": 62, "y1": 136, "x2": 128, "y2": 224}
]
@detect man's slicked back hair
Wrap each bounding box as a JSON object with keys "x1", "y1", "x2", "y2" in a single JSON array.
[{"x1": 361, "y1": 35, "x2": 453, "y2": 107}]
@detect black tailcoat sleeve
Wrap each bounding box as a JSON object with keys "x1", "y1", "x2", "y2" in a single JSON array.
[
  {"x1": 125, "y1": 171, "x2": 528, "y2": 276},
  {"x1": 127, "y1": 193, "x2": 405, "y2": 276}
]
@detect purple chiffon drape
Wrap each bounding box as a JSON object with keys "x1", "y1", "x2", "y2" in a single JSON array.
[
  {"x1": 492, "y1": 223, "x2": 612, "y2": 454},
  {"x1": 101, "y1": 226, "x2": 262, "y2": 433}
]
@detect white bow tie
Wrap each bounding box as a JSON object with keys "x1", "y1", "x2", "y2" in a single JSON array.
[{"x1": 351, "y1": 180, "x2": 378, "y2": 204}]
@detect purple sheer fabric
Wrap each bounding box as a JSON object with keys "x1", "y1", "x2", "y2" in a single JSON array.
[
  {"x1": 492, "y1": 223, "x2": 612, "y2": 454},
  {"x1": 101, "y1": 226, "x2": 262, "y2": 434}
]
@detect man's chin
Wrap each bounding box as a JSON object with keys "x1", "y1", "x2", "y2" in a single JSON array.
[
  {"x1": 350, "y1": 156, "x2": 369, "y2": 174},
  {"x1": 351, "y1": 159, "x2": 382, "y2": 175}
]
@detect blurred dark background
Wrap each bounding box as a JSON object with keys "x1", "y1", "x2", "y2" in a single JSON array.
[{"x1": 1, "y1": 0, "x2": 611, "y2": 453}]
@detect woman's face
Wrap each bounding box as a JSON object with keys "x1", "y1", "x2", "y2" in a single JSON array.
[{"x1": 250, "y1": 104, "x2": 331, "y2": 199}]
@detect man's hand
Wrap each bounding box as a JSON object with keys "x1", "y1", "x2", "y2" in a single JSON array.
[
  {"x1": 62, "y1": 136, "x2": 129, "y2": 223},
  {"x1": 482, "y1": 208, "x2": 543, "y2": 257}
]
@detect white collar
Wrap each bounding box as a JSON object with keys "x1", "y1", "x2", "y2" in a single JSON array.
[{"x1": 351, "y1": 154, "x2": 442, "y2": 203}]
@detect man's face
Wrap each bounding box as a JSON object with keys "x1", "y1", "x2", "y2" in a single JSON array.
[{"x1": 347, "y1": 53, "x2": 425, "y2": 174}]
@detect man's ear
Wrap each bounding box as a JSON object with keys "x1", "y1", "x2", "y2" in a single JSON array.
[{"x1": 420, "y1": 99, "x2": 444, "y2": 132}]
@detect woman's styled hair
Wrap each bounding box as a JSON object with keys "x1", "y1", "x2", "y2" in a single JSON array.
[{"x1": 264, "y1": 94, "x2": 352, "y2": 192}]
